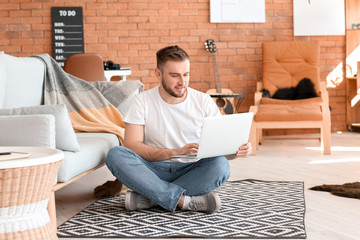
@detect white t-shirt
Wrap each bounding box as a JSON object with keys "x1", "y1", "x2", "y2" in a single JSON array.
[{"x1": 123, "y1": 86, "x2": 220, "y2": 162}]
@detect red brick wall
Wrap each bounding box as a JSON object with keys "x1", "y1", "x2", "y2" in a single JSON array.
[{"x1": 0, "y1": 0, "x2": 347, "y2": 132}]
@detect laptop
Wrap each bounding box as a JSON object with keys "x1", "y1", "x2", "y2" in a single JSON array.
[{"x1": 173, "y1": 112, "x2": 253, "y2": 159}]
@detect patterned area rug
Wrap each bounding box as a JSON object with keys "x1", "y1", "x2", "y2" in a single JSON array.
[{"x1": 57, "y1": 179, "x2": 306, "y2": 239}]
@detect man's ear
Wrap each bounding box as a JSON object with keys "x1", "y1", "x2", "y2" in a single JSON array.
[{"x1": 155, "y1": 68, "x2": 161, "y2": 80}]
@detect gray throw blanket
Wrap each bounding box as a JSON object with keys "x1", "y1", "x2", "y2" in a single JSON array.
[{"x1": 33, "y1": 54, "x2": 143, "y2": 144}]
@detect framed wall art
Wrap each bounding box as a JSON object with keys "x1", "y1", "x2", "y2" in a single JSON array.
[
  {"x1": 210, "y1": 0, "x2": 265, "y2": 23},
  {"x1": 293, "y1": 0, "x2": 345, "y2": 36}
]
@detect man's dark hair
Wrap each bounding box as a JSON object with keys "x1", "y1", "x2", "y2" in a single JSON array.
[{"x1": 156, "y1": 45, "x2": 189, "y2": 72}]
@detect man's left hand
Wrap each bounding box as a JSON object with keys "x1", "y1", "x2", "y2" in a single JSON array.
[{"x1": 235, "y1": 142, "x2": 252, "y2": 158}]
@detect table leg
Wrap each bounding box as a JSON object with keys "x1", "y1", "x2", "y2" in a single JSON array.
[{"x1": 47, "y1": 190, "x2": 57, "y2": 232}]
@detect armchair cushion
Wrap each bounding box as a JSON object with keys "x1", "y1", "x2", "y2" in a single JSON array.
[
  {"x1": 260, "y1": 97, "x2": 322, "y2": 105},
  {"x1": 0, "y1": 114, "x2": 56, "y2": 148},
  {"x1": 0, "y1": 104, "x2": 80, "y2": 152},
  {"x1": 254, "y1": 105, "x2": 323, "y2": 122}
]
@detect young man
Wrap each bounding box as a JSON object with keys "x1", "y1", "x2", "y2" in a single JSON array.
[{"x1": 106, "y1": 45, "x2": 251, "y2": 213}]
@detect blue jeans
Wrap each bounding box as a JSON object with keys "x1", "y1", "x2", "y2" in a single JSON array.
[{"x1": 106, "y1": 146, "x2": 230, "y2": 211}]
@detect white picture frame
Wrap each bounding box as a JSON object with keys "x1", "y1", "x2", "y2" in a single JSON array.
[
  {"x1": 293, "y1": 0, "x2": 345, "y2": 36},
  {"x1": 210, "y1": 0, "x2": 265, "y2": 23}
]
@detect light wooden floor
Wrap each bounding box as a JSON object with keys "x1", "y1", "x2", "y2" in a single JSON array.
[{"x1": 56, "y1": 132, "x2": 360, "y2": 240}]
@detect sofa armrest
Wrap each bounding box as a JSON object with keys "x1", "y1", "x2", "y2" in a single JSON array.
[{"x1": 0, "y1": 114, "x2": 56, "y2": 148}]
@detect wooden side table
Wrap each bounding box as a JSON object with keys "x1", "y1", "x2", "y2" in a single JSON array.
[
  {"x1": 0, "y1": 147, "x2": 63, "y2": 240},
  {"x1": 104, "y1": 68, "x2": 131, "y2": 81}
]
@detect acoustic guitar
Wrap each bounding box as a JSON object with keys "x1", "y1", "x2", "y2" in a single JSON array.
[{"x1": 204, "y1": 39, "x2": 234, "y2": 114}]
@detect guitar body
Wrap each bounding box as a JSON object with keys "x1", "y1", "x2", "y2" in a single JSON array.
[
  {"x1": 206, "y1": 88, "x2": 234, "y2": 115},
  {"x1": 205, "y1": 39, "x2": 235, "y2": 115}
]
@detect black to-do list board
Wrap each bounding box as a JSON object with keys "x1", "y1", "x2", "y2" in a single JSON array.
[{"x1": 51, "y1": 7, "x2": 84, "y2": 68}]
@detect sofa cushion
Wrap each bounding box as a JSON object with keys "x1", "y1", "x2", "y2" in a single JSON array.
[
  {"x1": 57, "y1": 132, "x2": 119, "y2": 182},
  {"x1": 0, "y1": 114, "x2": 56, "y2": 148},
  {"x1": 0, "y1": 104, "x2": 80, "y2": 152},
  {"x1": 0, "y1": 52, "x2": 44, "y2": 108}
]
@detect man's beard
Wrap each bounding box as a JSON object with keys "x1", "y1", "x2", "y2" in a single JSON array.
[{"x1": 161, "y1": 78, "x2": 187, "y2": 98}]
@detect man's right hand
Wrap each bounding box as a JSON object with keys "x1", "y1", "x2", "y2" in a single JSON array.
[{"x1": 173, "y1": 143, "x2": 199, "y2": 156}]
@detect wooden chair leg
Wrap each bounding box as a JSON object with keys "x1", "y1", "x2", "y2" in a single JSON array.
[
  {"x1": 258, "y1": 128, "x2": 263, "y2": 145},
  {"x1": 321, "y1": 125, "x2": 331, "y2": 155},
  {"x1": 47, "y1": 190, "x2": 57, "y2": 232},
  {"x1": 321, "y1": 105, "x2": 331, "y2": 155}
]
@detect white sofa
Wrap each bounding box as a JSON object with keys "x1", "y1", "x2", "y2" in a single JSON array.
[{"x1": 0, "y1": 52, "x2": 140, "y2": 227}]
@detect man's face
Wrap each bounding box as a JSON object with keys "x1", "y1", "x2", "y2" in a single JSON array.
[{"x1": 157, "y1": 59, "x2": 190, "y2": 98}]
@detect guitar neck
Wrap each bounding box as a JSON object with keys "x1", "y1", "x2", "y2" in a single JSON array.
[{"x1": 211, "y1": 53, "x2": 222, "y2": 93}]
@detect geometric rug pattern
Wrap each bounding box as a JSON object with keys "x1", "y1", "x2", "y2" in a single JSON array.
[{"x1": 57, "y1": 179, "x2": 306, "y2": 239}]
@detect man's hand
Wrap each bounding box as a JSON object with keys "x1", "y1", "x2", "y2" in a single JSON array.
[
  {"x1": 173, "y1": 143, "x2": 199, "y2": 156},
  {"x1": 125, "y1": 123, "x2": 199, "y2": 161},
  {"x1": 235, "y1": 142, "x2": 252, "y2": 158}
]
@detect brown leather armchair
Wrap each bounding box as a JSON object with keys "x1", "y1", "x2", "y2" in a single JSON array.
[
  {"x1": 249, "y1": 41, "x2": 331, "y2": 155},
  {"x1": 64, "y1": 53, "x2": 106, "y2": 82}
]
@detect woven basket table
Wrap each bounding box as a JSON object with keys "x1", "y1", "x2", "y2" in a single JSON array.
[{"x1": 0, "y1": 147, "x2": 63, "y2": 240}]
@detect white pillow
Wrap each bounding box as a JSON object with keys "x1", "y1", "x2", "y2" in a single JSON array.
[
  {"x1": 0, "y1": 114, "x2": 56, "y2": 148},
  {"x1": 0, "y1": 104, "x2": 80, "y2": 152}
]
